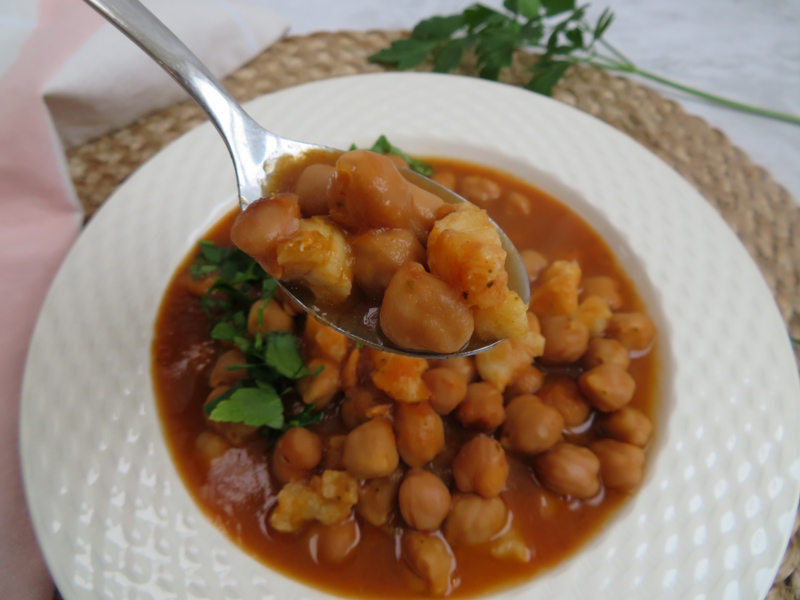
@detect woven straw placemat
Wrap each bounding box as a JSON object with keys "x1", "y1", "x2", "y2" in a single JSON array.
[{"x1": 64, "y1": 30, "x2": 800, "y2": 599}]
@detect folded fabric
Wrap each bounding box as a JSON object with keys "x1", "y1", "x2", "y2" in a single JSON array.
[
  {"x1": 0, "y1": 1, "x2": 287, "y2": 599},
  {"x1": 45, "y1": 0, "x2": 288, "y2": 148}
]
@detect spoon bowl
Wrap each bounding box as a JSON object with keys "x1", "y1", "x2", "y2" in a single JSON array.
[{"x1": 84, "y1": 0, "x2": 529, "y2": 357}]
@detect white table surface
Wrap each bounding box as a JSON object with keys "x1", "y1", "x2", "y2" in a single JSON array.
[{"x1": 249, "y1": 0, "x2": 800, "y2": 206}]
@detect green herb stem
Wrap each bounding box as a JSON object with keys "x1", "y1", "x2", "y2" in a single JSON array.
[
  {"x1": 595, "y1": 37, "x2": 633, "y2": 68},
  {"x1": 604, "y1": 65, "x2": 800, "y2": 125},
  {"x1": 368, "y1": 1, "x2": 800, "y2": 127}
]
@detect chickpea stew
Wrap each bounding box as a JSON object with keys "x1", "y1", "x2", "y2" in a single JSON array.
[{"x1": 153, "y1": 156, "x2": 659, "y2": 598}]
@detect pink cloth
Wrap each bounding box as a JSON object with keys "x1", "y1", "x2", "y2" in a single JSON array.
[
  {"x1": 0, "y1": 2, "x2": 102, "y2": 599},
  {"x1": 0, "y1": 1, "x2": 287, "y2": 598}
]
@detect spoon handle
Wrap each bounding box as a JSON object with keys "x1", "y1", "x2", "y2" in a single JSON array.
[{"x1": 83, "y1": 0, "x2": 278, "y2": 205}]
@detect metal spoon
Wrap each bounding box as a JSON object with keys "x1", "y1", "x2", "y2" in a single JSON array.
[{"x1": 84, "y1": 0, "x2": 530, "y2": 358}]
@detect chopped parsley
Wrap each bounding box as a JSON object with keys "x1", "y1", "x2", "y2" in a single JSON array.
[{"x1": 191, "y1": 241, "x2": 323, "y2": 431}]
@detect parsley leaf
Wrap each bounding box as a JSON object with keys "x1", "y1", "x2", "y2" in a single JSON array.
[
  {"x1": 412, "y1": 14, "x2": 466, "y2": 41},
  {"x1": 369, "y1": 38, "x2": 440, "y2": 70},
  {"x1": 542, "y1": 0, "x2": 575, "y2": 17},
  {"x1": 527, "y1": 59, "x2": 571, "y2": 95},
  {"x1": 208, "y1": 386, "x2": 285, "y2": 428},
  {"x1": 265, "y1": 332, "x2": 309, "y2": 379},
  {"x1": 203, "y1": 382, "x2": 242, "y2": 416},
  {"x1": 504, "y1": 0, "x2": 541, "y2": 19},
  {"x1": 434, "y1": 36, "x2": 476, "y2": 73},
  {"x1": 210, "y1": 321, "x2": 238, "y2": 342}
]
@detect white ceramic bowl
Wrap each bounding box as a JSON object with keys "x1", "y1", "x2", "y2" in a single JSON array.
[{"x1": 21, "y1": 73, "x2": 800, "y2": 600}]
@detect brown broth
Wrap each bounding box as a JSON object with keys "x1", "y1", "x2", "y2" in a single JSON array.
[{"x1": 152, "y1": 157, "x2": 659, "y2": 598}]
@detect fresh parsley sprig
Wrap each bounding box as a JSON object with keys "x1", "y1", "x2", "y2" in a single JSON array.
[
  {"x1": 191, "y1": 241, "x2": 323, "y2": 431},
  {"x1": 369, "y1": 0, "x2": 800, "y2": 125}
]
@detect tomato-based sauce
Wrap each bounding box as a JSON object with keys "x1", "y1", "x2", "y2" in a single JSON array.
[{"x1": 153, "y1": 157, "x2": 658, "y2": 598}]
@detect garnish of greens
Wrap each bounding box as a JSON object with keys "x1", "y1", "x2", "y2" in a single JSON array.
[
  {"x1": 191, "y1": 241, "x2": 322, "y2": 434},
  {"x1": 368, "y1": 0, "x2": 800, "y2": 125},
  {"x1": 191, "y1": 135, "x2": 420, "y2": 435}
]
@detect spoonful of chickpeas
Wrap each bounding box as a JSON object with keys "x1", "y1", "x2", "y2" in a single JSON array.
[{"x1": 85, "y1": 0, "x2": 530, "y2": 357}]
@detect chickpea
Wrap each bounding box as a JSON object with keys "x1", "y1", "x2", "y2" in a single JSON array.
[
  {"x1": 380, "y1": 262, "x2": 474, "y2": 354},
  {"x1": 506, "y1": 191, "x2": 532, "y2": 215},
  {"x1": 399, "y1": 469, "x2": 451, "y2": 531},
  {"x1": 272, "y1": 427, "x2": 323, "y2": 484},
  {"x1": 583, "y1": 338, "x2": 631, "y2": 370},
  {"x1": 401, "y1": 531, "x2": 455, "y2": 596},
  {"x1": 444, "y1": 494, "x2": 508, "y2": 546},
  {"x1": 357, "y1": 468, "x2": 403, "y2": 527},
  {"x1": 501, "y1": 395, "x2": 563, "y2": 454},
  {"x1": 181, "y1": 271, "x2": 218, "y2": 297},
  {"x1": 317, "y1": 517, "x2": 360, "y2": 564},
  {"x1": 297, "y1": 357, "x2": 340, "y2": 409},
  {"x1": 520, "y1": 249, "x2": 548, "y2": 282},
  {"x1": 247, "y1": 299, "x2": 293, "y2": 336},
  {"x1": 579, "y1": 364, "x2": 636, "y2": 412},
  {"x1": 195, "y1": 431, "x2": 228, "y2": 461},
  {"x1": 208, "y1": 349, "x2": 248, "y2": 388},
  {"x1": 342, "y1": 418, "x2": 399, "y2": 479},
  {"x1": 535, "y1": 443, "x2": 601, "y2": 499},
  {"x1": 328, "y1": 150, "x2": 413, "y2": 232},
  {"x1": 422, "y1": 368, "x2": 468, "y2": 415},
  {"x1": 540, "y1": 316, "x2": 589, "y2": 364},
  {"x1": 395, "y1": 401, "x2": 445, "y2": 467},
  {"x1": 572, "y1": 296, "x2": 612, "y2": 337},
  {"x1": 295, "y1": 163, "x2": 334, "y2": 217},
  {"x1": 341, "y1": 386, "x2": 380, "y2": 430},
  {"x1": 606, "y1": 312, "x2": 657, "y2": 351},
  {"x1": 589, "y1": 439, "x2": 645, "y2": 490},
  {"x1": 452, "y1": 435, "x2": 509, "y2": 498},
  {"x1": 596, "y1": 407, "x2": 653, "y2": 447},
  {"x1": 428, "y1": 357, "x2": 477, "y2": 384},
  {"x1": 351, "y1": 229, "x2": 426, "y2": 297},
  {"x1": 506, "y1": 365, "x2": 546, "y2": 396},
  {"x1": 455, "y1": 382, "x2": 505, "y2": 432},
  {"x1": 458, "y1": 175, "x2": 501, "y2": 204},
  {"x1": 431, "y1": 171, "x2": 456, "y2": 190},
  {"x1": 580, "y1": 276, "x2": 623, "y2": 311},
  {"x1": 275, "y1": 286, "x2": 304, "y2": 316},
  {"x1": 230, "y1": 194, "x2": 301, "y2": 277},
  {"x1": 537, "y1": 377, "x2": 591, "y2": 428},
  {"x1": 409, "y1": 184, "x2": 446, "y2": 239},
  {"x1": 528, "y1": 260, "x2": 581, "y2": 318}
]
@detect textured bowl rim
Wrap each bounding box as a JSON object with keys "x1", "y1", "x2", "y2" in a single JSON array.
[{"x1": 20, "y1": 72, "x2": 800, "y2": 600}]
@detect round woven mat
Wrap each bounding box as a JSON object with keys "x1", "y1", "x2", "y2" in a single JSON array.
[{"x1": 65, "y1": 30, "x2": 800, "y2": 599}]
